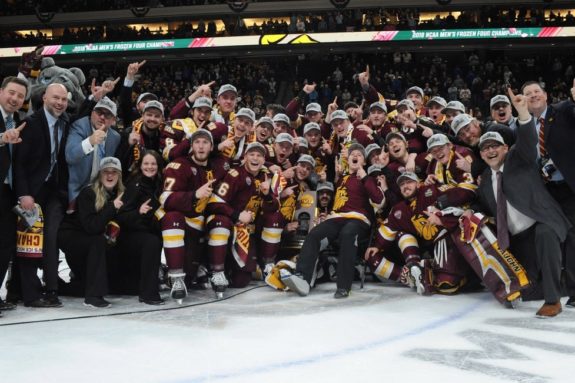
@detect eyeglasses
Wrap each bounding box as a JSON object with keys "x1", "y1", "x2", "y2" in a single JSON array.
[{"x1": 480, "y1": 143, "x2": 503, "y2": 152}]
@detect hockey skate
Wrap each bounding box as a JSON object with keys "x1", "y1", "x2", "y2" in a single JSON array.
[
  {"x1": 409, "y1": 262, "x2": 433, "y2": 296},
  {"x1": 211, "y1": 271, "x2": 229, "y2": 299},
  {"x1": 169, "y1": 273, "x2": 187, "y2": 304},
  {"x1": 281, "y1": 271, "x2": 310, "y2": 297}
]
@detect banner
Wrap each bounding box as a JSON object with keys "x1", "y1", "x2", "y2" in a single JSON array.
[{"x1": 1, "y1": 27, "x2": 573, "y2": 59}]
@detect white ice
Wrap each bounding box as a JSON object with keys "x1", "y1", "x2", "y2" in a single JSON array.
[{"x1": 2, "y1": 279, "x2": 575, "y2": 383}]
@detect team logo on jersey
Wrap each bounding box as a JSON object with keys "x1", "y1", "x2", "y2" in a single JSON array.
[
  {"x1": 424, "y1": 188, "x2": 433, "y2": 197},
  {"x1": 394, "y1": 210, "x2": 402, "y2": 219},
  {"x1": 246, "y1": 177, "x2": 252, "y2": 186},
  {"x1": 224, "y1": 162, "x2": 230, "y2": 171},
  {"x1": 191, "y1": 167, "x2": 197, "y2": 176}
]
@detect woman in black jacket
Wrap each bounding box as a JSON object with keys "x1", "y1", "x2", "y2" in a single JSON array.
[{"x1": 115, "y1": 150, "x2": 164, "y2": 305}]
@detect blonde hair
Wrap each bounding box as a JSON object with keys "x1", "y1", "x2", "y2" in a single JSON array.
[{"x1": 92, "y1": 170, "x2": 125, "y2": 211}]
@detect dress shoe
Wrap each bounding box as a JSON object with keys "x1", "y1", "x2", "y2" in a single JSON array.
[
  {"x1": 535, "y1": 302, "x2": 562, "y2": 318},
  {"x1": 334, "y1": 289, "x2": 350, "y2": 299},
  {"x1": 0, "y1": 298, "x2": 16, "y2": 310},
  {"x1": 566, "y1": 297, "x2": 575, "y2": 308},
  {"x1": 139, "y1": 297, "x2": 165, "y2": 305},
  {"x1": 44, "y1": 291, "x2": 63, "y2": 307},
  {"x1": 24, "y1": 298, "x2": 63, "y2": 308},
  {"x1": 83, "y1": 297, "x2": 111, "y2": 308}
]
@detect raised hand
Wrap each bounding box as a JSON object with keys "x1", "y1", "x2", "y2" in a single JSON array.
[
  {"x1": 195, "y1": 179, "x2": 216, "y2": 200},
  {"x1": 126, "y1": 60, "x2": 146, "y2": 80},
  {"x1": 357, "y1": 65, "x2": 370, "y2": 86},
  {"x1": 454, "y1": 151, "x2": 472, "y2": 173},
  {"x1": 139, "y1": 199, "x2": 153, "y2": 215},
  {"x1": 113, "y1": 192, "x2": 124, "y2": 210},
  {"x1": 303, "y1": 82, "x2": 317, "y2": 94},
  {"x1": 1, "y1": 122, "x2": 26, "y2": 144},
  {"x1": 507, "y1": 86, "x2": 529, "y2": 120}
]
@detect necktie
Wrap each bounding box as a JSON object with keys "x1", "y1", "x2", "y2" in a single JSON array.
[
  {"x1": 52, "y1": 120, "x2": 60, "y2": 164},
  {"x1": 538, "y1": 117, "x2": 546, "y2": 158},
  {"x1": 496, "y1": 171, "x2": 510, "y2": 252},
  {"x1": 5, "y1": 115, "x2": 15, "y2": 186}
]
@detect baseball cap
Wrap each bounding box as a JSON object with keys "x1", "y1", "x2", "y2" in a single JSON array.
[
  {"x1": 385, "y1": 131, "x2": 407, "y2": 144},
  {"x1": 273, "y1": 113, "x2": 290, "y2": 125},
  {"x1": 191, "y1": 129, "x2": 213, "y2": 146},
  {"x1": 427, "y1": 134, "x2": 451, "y2": 150},
  {"x1": 297, "y1": 154, "x2": 316, "y2": 168},
  {"x1": 236, "y1": 108, "x2": 255, "y2": 123},
  {"x1": 365, "y1": 143, "x2": 381, "y2": 159},
  {"x1": 305, "y1": 103, "x2": 322, "y2": 114},
  {"x1": 217, "y1": 84, "x2": 237, "y2": 97},
  {"x1": 397, "y1": 171, "x2": 420, "y2": 185},
  {"x1": 427, "y1": 96, "x2": 447, "y2": 108},
  {"x1": 99, "y1": 156, "x2": 122, "y2": 172},
  {"x1": 94, "y1": 97, "x2": 117, "y2": 117},
  {"x1": 245, "y1": 142, "x2": 266, "y2": 156},
  {"x1": 275, "y1": 132, "x2": 294, "y2": 145},
  {"x1": 192, "y1": 97, "x2": 213, "y2": 109},
  {"x1": 348, "y1": 142, "x2": 366, "y2": 158},
  {"x1": 396, "y1": 99, "x2": 415, "y2": 111},
  {"x1": 143, "y1": 100, "x2": 164, "y2": 114},
  {"x1": 303, "y1": 122, "x2": 321, "y2": 135},
  {"x1": 368, "y1": 164, "x2": 384, "y2": 176},
  {"x1": 490, "y1": 95, "x2": 511, "y2": 109},
  {"x1": 298, "y1": 137, "x2": 309, "y2": 149},
  {"x1": 478, "y1": 131, "x2": 505, "y2": 149},
  {"x1": 256, "y1": 117, "x2": 274, "y2": 129},
  {"x1": 330, "y1": 110, "x2": 349, "y2": 121},
  {"x1": 369, "y1": 101, "x2": 388, "y2": 113},
  {"x1": 442, "y1": 101, "x2": 466, "y2": 114},
  {"x1": 317, "y1": 182, "x2": 334, "y2": 193},
  {"x1": 136, "y1": 92, "x2": 158, "y2": 105},
  {"x1": 406, "y1": 86, "x2": 424, "y2": 98},
  {"x1": 451, "y1": 114, "x2": 474, "y2": 135}
]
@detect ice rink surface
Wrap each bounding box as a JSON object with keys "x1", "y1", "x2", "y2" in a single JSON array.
[{"x1": 2, "y1": 281, "x2": 575, "y2": 383}]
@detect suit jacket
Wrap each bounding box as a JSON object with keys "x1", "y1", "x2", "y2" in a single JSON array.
[
  {"x1": 544, "y1": 100, "x2": 575, "y2": 192},
  {"x1": 65, "y1": 116, "x2": 121, "y2": 202},
  {"x1": 0, "y1": 112, "x2": 20, "y2": 200},
  {"x1": 476, "y1": 118, "x2": 571, "y2": 242},
  {"x1": 13, "y1": 109, "x2": 69, "y2": 201}
]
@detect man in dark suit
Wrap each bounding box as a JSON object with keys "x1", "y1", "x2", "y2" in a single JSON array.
[
  {"x1": 474, "y1": 87, "x2": 572, "y2": 318},
  {"x1": 0, "y1": 76, "x2": 28, "y2": 314},
  {"x1": 522, "y1": 79, "x2": 575, "y2": 308},
  {"x1": 13, "y1": 83, "x2": 70, "y2": 307}
]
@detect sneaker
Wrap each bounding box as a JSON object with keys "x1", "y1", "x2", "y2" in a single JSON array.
[
  {"x1": 334, "y1": 288, "x2": 350, "y2": 299},
  {"x1": 281, "y1": 273, "x2": 310, "y2": 296},
  {"x1": 83, "y1": 297, "x2": 111, "y2": 308},
  {"x1": 566, "y1": 297, "x2": 575, "y2": 308},
  {"x1": 0, "y1": 298, "x2": 16, "y2": 311},
  {"x1": 44, "y1": 291, "x2": 63, "y2": 307}
]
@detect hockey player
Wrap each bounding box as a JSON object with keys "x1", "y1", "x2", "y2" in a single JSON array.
[
  {"x1": 205, "y1": 142, "x2": 277, "y2": 297},
  {"x1": 160, "y1": 130, "x2": 227, "y2": 303},
  {"x1": 215, "y1": 107, "x2": 257, "y2": 167},
  {"x1": 161, "y1": 96, "x2": 226, "y2": 162},
  {"x1": 255, "y1": 117, "x2": 274, "y2": 145},
  {"x1": 282, "y1": 143, "x2": 384, "y2": 298},
  {"x1": 260, "y1": 154, "x2": 316, "y2": 272}
]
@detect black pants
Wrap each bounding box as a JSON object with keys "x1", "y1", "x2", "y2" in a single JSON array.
[
  {"x1": 547, "y1": 182, "x2": 575, "y2": 296},
  {"x1": 19, "y1": 186, "x2": 65, "y2": 303},
  {"x1": 511, "y1": 223, "x2": 563, "y2": 304},
  {"x1": 0, "y1": 184, "x2": 16, "y2": 293},
  {"x1": 296, "y1": 218, "x2": 370, "y2": 291},
  {"x1": 58, "y1": 229, "x2": 162, "y2": 300}
]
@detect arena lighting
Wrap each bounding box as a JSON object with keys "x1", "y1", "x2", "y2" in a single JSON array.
[
  {"x1": 227, "y1": 0, "x2": 249, "y2": 12},
  {"x1": 436, "y1": 0, "x2": 452, "y2": 5},
  {"x1": 330, "y1": 0, "x2": 350, "y2": 8},
  {"x1": 130, "y1": 0, "x2": 152, "y2": 17},
  {"x1": 35, "y1": 0, "x2": 57, "y2": 23}
]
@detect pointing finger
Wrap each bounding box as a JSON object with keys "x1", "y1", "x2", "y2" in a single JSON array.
[
  {"x1": 366, "y1": 65, "x2": 369, "y2": 75},
  {"x1": 15, "y1": 122, "x2": 27, "y2": 132},
  {"x1": 333, "y1": 96, "x2": 338, "y2": 105},
  {"x1": 507, "y1": 85, "x2": 516, "y2": 99},
  {"x1": 138, "y1": 60, "x2": 147, "y2": 68},
  {"x1": 112, "y1": 77, "x2": 120, "y2": 85}
]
